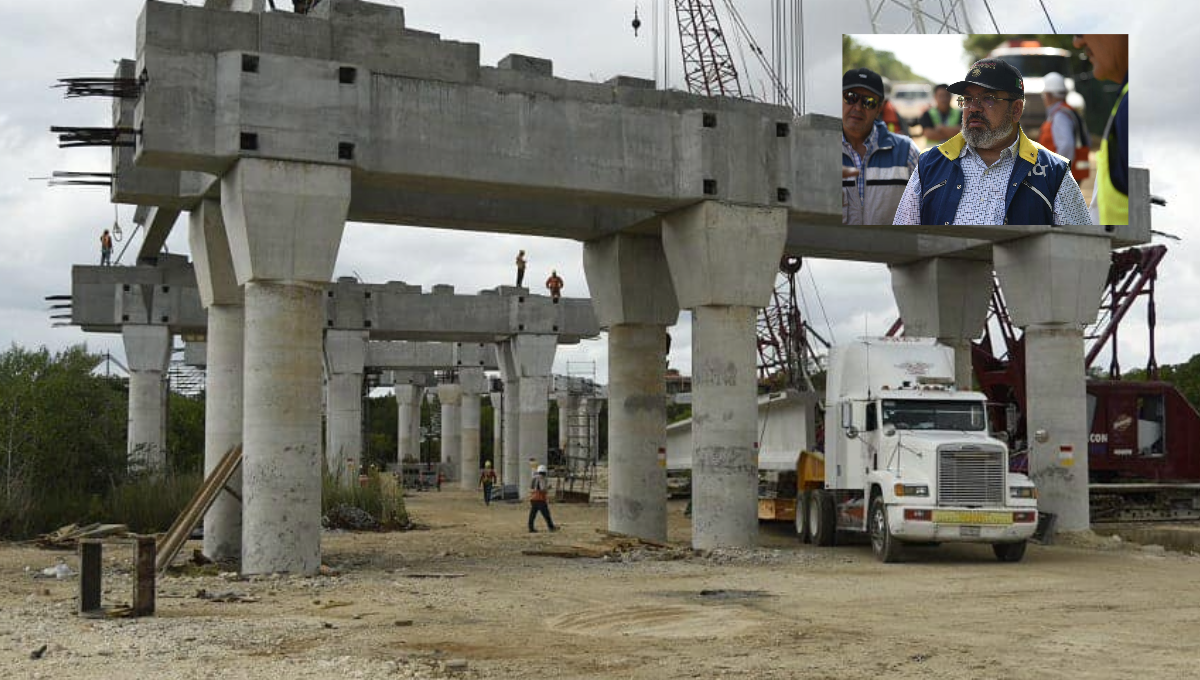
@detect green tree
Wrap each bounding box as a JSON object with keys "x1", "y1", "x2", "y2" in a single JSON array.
[{"x1": 843, "y1": 35, "x2": 931, "y2": 83}]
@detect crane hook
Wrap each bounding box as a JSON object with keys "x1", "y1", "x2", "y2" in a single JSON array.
[{"x1": 632, "y1": 4, "x2": 642, "y2": 36}]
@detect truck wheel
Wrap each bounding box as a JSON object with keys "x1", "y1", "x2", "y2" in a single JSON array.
[
  {"x1": 810, "y1": 490, "x2": 836, "y2": 547},
  {"x1": 796, "y1": 490, "x2": 812, "y2": 544},
  {"x1": 993, "y1": 541, "x2": 1027, "y2": 563},
  {"x1": 869, "y1": 495, "x2": 904, "y2": 563}
]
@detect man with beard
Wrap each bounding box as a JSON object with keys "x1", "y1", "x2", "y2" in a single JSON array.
[
  {"x1": 892, "y1": 58, "x2": 1091, "y2": 226},
  {"x1": 842, "y1": 67, "x2": 920, "y2": 225}
]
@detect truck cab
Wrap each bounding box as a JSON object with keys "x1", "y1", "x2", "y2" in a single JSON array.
[{"x1": 802, "y1": 338, "x2": 1038, "y2": 562}]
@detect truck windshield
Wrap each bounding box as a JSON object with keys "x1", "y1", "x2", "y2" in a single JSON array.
[
  {"x1": 994, "y1": 54, "x2": 1072, "y2": 78},
  {"x1": 881, "y1": 399, "x2": 986, "y2": 431}
]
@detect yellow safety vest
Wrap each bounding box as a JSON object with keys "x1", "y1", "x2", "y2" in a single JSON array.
[{"x1": 1096, "y1": 83, "x2": 1129, "y2": 226}]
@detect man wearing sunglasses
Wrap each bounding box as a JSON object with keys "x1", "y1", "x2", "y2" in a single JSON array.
[
  {"x1": 842, "y1": 67, "x2": 920, "y2": 225},
  {"x1": 892, "y1": 58, "x2": 1091, "y2": 226}
]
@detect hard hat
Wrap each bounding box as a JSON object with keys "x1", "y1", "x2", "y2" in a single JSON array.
[
  {"x1": 484, "y1": 460, "x2": 492, "y2": 467},
  {"x1": 536, "y1": 464, "x2": 547, "y2": 474},
  {"x1": 1043, "y1": 72, "x2": 1067, "y2": 94}
]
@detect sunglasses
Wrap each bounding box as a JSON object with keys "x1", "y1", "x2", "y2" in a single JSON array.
[{"x1": 843, "y1": 91, "x2": 880, "y2": 110}]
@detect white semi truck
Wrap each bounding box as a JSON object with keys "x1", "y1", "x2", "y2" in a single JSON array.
[{"x1": 799, "y1": 337, "x2": 1039, "y2": 562}]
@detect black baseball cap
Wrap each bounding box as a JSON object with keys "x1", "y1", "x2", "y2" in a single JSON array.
[
  {"x1": 947, "y1": 58, "x2": 1024, "y2": 97},
  {"x1": 843, "y1": 68, "x2": 884, "y2": 98}
]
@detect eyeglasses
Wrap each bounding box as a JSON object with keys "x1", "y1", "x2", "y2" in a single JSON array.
[
  {"x1": 956, "y1": 94, "x2": 1020, "y2": 110},
  {"x1": 843, "y1": 91, "x2": 881, "y2": 110}
]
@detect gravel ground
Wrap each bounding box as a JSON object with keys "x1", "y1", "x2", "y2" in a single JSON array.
[{"x1": 3, "y1": 489, "x2": 1200, "y2": 679}]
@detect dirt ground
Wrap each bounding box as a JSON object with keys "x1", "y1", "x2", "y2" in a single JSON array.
[{"x1": 3, "y1": 488, "x2": 1200, "y2": 680}]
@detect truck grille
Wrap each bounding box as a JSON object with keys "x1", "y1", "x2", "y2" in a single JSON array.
[{"x1": 938, "y1": 448, "x2": 1005, "y2": 507}]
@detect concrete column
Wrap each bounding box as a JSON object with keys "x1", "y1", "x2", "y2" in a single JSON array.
[
  {"x1": 458, "y1": 368, "x2": 486, "y2": 490},
  {"x1": 518, "y1": 375, "x2": 551, "y2": 494},
  {"x1": 201, "y1": 305, "x2": 244, "y2": 561},
  {"x1": 662, "y1": 201, "x2": 787, "y2": 550},
  {"x1": 122, "y1": 324, "x2": 171, "y2": 473},
  {"x1": 489, "y1": 391, "x2": 504, "y2": 481},
  {"x1": 995, "y1": 233, "x2": 1110, "y2": 532},
  {"x1": 587, "y1": 397, "x2": 604, "y2": 462},
  {"x1": 583, "y1": 233, "x2": 679, "y2": 541},
  {"x1": 437, "y1": 383, "x2": 463, "y2": 481},
  {"x1": 324, "y1": 330, "x2": 367, "y2": 485},
  {"x1": 556, "y1": 394, "x2": 572, "y2": 456},
  {"x1": 460, "y1": 392, "x2": 481, "y2": 490},
  {"x1": 222, "y1": 158, "x2": 350, "y2": 575},
  {"x1": 189, "y1": 197, "x2": 244, "y2": 563},
  {"x1": 890, "y1": 257, "x2": 992, "y2": 389},
  {"x1": 395, "y1": 384, "x2": 422, "y2": 465},
  {"x1": 496, "y1": 342, "x2": 522, "y2": 489}
]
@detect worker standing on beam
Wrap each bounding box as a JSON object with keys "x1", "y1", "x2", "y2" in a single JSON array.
[
  {"x1": 1074, "y1": 34, "x2": 1128, "y2": 225},
  {"x1": 515, "y1": 250, "x2": 527, "y2": 287},
  {"x1": 842, "y1": 68, "x2": 919, "y2": 225},
  {"x1": 545, "y1": 270, "x2": 563, "y2": 300},
  {"x1": 100, "y1": 229, "x2": 113, "y2": 266},
  {"x1": 892, "y1": 58, "x2": 1092, "y2": 226}
]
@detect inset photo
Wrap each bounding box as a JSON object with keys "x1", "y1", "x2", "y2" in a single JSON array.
[{"x1": 842, "y1": 34, "x2": 1128, "y2": 227}]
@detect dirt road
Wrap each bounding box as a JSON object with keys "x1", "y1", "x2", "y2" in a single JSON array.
[{"x1": 2, "y1": 488, "x2": 1198, "y2": 679}]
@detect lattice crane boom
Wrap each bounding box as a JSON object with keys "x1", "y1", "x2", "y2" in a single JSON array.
[{"x1": 673, "y1": 0, "x2": 742, "y2": 97}]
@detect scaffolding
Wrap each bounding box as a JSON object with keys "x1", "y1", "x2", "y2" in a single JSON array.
[{"x1": 557, "y1": 361, "x2": 600, "y2": 503}]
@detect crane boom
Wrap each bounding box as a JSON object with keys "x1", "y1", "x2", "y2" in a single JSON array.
[{"x1": 673, "y1": 0, "x2": 742, "y2": 97}]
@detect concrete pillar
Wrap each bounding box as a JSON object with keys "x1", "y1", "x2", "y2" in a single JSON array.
[
  {"x1": 995, "y1": 233, "x2": 1110, "y2": 533},
  {"x1": 324, "y1": 330, "x2": 367, "y2": 485},
  {"x1": 583, "y1": 233, "x2": 679, "y2": 541},
  {"x1": 587, "y1": 397, "x2": 604, "y2": 462},
  {"x1": 890, "y1": 257, "x2": 992, "y2": 389},
  {"x1": 489, "y1": 391, "x2": 503, "y2": 481},
  {"x1": 458, "y1": 368, "x2": 486, "y2": 490},
  {"x1": 556, "y1": 393, "x2": 572, "y2": 456},
  {"x1": 395, "y1": 384, "x2": 422, "y2": 465},
  {"x1": 222, "y1": 158, "x2": 350, "y2": 575},
  {"x1": 437, "y1": 383, "x2": 462, "y2": 481},
  {"x1": 122, "y1": 324, "x2": 171, "y2": 473},
  {"x1": 460, "y1": 393, "x2": 481, "y2": 490},
  {"x1": 496, "y1": 343, "x2": 522, "y2": 490},
  {"x1": 189, "y1": 197, "x2": 244, "y2": 562},
  {"x1": 499, "y1": 336, "x2": 557, "y2": 497},
  {"x1": 662, "y1": 201, "x2": 787, "y2": 550}
]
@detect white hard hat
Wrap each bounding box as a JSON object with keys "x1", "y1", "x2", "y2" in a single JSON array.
[
  {"x1": 536, "y1": 464, "x2": 547, "y2": 474},
  {"x1": 1043, "y1": 72, "x2": 1067, "y2": 94}
]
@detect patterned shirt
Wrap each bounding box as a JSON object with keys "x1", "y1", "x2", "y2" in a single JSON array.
[
  {"x1": 842, "y1": 130, "x2": 920, "y2": 205},
  {"x1": 892, "y1": 135, "x2": 1093, "y2": 226}
]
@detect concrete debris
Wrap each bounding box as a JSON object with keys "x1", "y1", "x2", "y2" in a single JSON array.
[
  {"x1": 30, "y1": 643, "x2": 48, "y2": 660},
  {"x1": 322, "y1": 505, "x2": 381, "y2": 531},
  {"x1": 34, "y1": 558, "x2": 76, "y2": 579},
  {"x1": 195, "y1": 589, "x2": 259, "y2": 603}
]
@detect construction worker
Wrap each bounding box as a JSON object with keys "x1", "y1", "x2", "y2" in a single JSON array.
[
  {"x1": 1038, "y1": 72, "x2": 1090, "y2": 182},
  {"x1": 479, "y1": 460, "x2": 497, "y2": 506},
  {"x1": 545, "y1": 270, "x2": 564, "y2": 300},
  {"x1": 100, "y1": 229, "x2": 113, "y2": 266},
  {"x1": 842, "y1": 67, "x2": 919, "y2": 225},
  {"x1": 528, "y1": 464, "x2": 557, "y2": 532},
  {"x1": 892, "y1": 58, "x2": 1092, "y2": 226},
  {"x1": 515, "y1": 250, "x2": 527, "y2": 287},
  {"x1": 1074, "y1": 34, "x2": 1128, "y2": 225},
  {"x1": 918, "y1": 84, "x2": 962, "y2": 145}
]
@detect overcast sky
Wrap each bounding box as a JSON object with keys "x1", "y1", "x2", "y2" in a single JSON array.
[{"x1": 0, "y1": 0, "x2": 1192, "y2": 386}]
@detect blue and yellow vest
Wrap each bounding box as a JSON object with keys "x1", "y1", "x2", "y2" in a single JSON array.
[
  {"x1": 916, "y1": 126, "x2": 1070, "y2": 225},
  {"x1": 843, "y1": 120, "x2": 916, "y2": 225},
  {"x1": 1096, "y1": 82, "x2": 1129, "y2": 225}
]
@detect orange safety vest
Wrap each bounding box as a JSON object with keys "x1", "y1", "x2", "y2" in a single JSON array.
[
  {"x1": 101, "y1": 233, "x2": 113, "y2": 249},
  {"x1": 881, "y1": 101, "x2": 901, "y2": 133},
  {"x1": 1038, "y1": 102, "x2": 1090, "y2": 182}
]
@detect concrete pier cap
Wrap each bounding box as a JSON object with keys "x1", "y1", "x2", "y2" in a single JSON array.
[
  {"x1": 662, "y1": 201, "x2": 788, "y2": 550},
  {"x1": 995, "y1": 232, "x2": 1112, "y2": 533},
  {"x1": 889, "y1": 257, "x2": 993, "y2": 389},
  {"x1": 583, "y1": 233, "x2": 679, "y2": 542}
]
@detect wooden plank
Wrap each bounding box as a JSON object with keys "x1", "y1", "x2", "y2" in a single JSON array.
[{"x1": 155, "y1": 444, "x2": 242, "y2": 573}]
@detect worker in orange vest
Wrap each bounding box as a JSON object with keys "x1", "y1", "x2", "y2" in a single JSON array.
[
  {"x1": 527, "y1": 464, "x2": 557, "y2": 532},
  {"x1": 1038, "y1": 72, "x2": 1090, "y2": 182},
  {"x1": 545, "y1": 270, "x2": 564, "y2": 300}
]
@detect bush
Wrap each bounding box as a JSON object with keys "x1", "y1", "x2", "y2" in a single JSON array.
[
  {"x1": 105, "y1": 470, "x2": 202, "y2": 534},
  {"x1": 322, "y1": 469, "x2": 409, "y2": 530}
]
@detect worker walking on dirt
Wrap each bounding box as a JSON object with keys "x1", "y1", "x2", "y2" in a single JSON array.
[
  {"x1": 100, "y1": 229, "x2": 113, "y2": 266},
  {"x1": 479, "y1": 460, "x2": 497, "y2": 506},
  {"x1": 515, "y1": 250, "x2": 527, "y2": 287},
  {"x1": 528, "y1": 464, "x2": 557, "y2": 533},
  {"x1": 545, "y1": 270, "x2": 563, "y2": 300}
]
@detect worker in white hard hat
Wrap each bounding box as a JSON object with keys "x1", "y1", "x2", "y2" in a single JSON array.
[
  {"x1": 527, "y1": 464, "x2": 557, "y2": 533},
  {"x1": 1038, "y1": 72, "x2": 1090, "y2": 183},
  {"x1": 478, "y1": 460, "x2": 497, "y2": 506}
]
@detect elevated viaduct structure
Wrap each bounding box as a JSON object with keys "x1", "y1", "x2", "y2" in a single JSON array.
[{"x1": 69, "y1": 0, "x2": 1153, "y2": 571}]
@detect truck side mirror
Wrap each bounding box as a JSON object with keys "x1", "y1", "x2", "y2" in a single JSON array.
[{"x1": 845, "y1": 426, "x2": 859, "y2": 440}]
